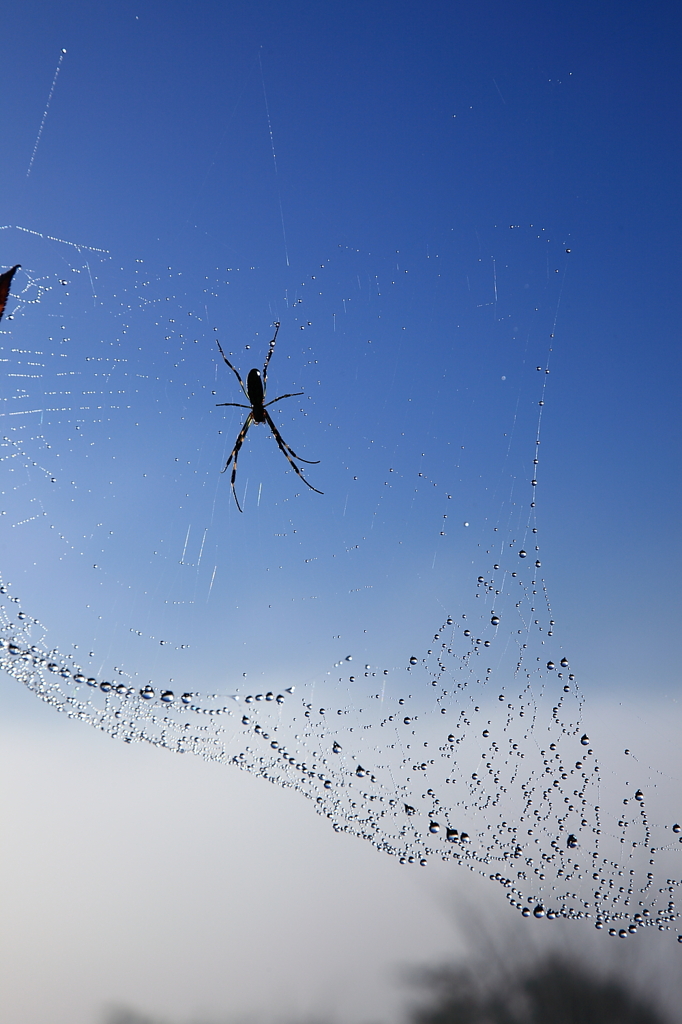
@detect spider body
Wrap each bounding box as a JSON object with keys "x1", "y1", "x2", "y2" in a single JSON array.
[
  {"x1": 216, "y1": 322, "x2": 322, "y2": 512},
  {"x1": 245, "y1": 368, "x2": 266, "y2": 421}
]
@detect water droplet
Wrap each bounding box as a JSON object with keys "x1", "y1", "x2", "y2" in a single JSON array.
[
  {"x1": 160, "y1": 690, "x2": 174, "y2": 702},
  {"x1": 567, "y1": 834, "x2": 578, "y2": 849},
  {"x1": 560, "y1": 657, "x2": 569, "y2": 667},
  {"x1": 546, "y1": 661, "x2": 555, "y2": 670},
  {"x1": 519, "y1": 550, "x2": 527, "y2": 558},
  {"x1": 409, "y1": 656, "x2": 418, "y2": 665},
  {"x1": 491, "y1": 615, "x2": 500, "y2": 626},
  {"x1": 429, "y1": 821, "x2": 440, "y2": 833},
  {"x1": 581, "y1": 734, "x2": 589, "y2": 746},
  {"x1": 533, "y1": 905, "x2": 545, "y2": 918},
  {"x1": 672, "y1": 824, "x2": 681, "y2": 834},
  {"x1": 635, "y1": 789, "x2": 644, "y2": 801}
]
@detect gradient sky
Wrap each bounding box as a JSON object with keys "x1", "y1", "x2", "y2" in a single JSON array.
[{"x1": 1, "y1": 3, "x2": 681, "y2": 1023}]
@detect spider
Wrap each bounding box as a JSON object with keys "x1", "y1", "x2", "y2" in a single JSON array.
[{"x1": 215, "y1": 321, "x2": 322, "y2": 512}]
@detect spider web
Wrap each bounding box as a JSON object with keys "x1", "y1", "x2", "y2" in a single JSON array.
[{"x1": 0, "y1": 223, "x2": 680, "y2": 945}]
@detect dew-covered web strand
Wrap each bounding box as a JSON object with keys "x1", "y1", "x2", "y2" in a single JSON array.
[
  {"x1": 25, "y1": 49, "x2": 67, "y2": 179},
  {"x1": 0, "y1": 224, "x2": 109, "y2": 255}
]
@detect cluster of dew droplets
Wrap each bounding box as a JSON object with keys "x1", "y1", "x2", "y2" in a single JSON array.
[{"x1": 2, "y1": 541, "x2": 682, "y2": 943}]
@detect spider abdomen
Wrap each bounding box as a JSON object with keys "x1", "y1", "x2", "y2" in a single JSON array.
[{"x1": 246, "y1": 368, "x2": 266, "y2": 421}]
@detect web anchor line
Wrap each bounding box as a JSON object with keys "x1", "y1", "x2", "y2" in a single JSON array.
[
  {"x1": 26, "y1": 49, "x2": 67, "y2": 178},
  {"x1": 259, "y1": 48, "x2": 290, "y2": 267}
]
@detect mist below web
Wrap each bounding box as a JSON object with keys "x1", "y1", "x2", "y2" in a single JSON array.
[{"x1": 1, "y1": 684, "x2": 680, "y2": 1024}]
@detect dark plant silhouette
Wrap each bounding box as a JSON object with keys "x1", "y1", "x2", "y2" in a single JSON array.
[
  {"x1": 104, "y1": 952, "x2": 676, "y2": 1024},
  {"x1": 407, "y1": 955, "x2": 672, "y2": 1024}
]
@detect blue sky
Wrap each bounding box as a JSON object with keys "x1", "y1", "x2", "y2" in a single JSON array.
[
  {"x1": 2, "y1": 0, "x2": 679, "y2": 690},
  {"x1": 2, "y1": 0, "x2": 679, "y2": 687},
  {"x1": 1, "y1": 3, "x2": 681, "y2": 1023}
]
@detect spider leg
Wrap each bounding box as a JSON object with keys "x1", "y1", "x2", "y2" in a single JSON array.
[
  {"x1": 216, "y1": 402, "x2": 250, "y2": 408},
  {"x1": 264, "y1": 410, "x2": 323, "y2": 492},
  {"x1": 222, "y1": 413, "x2": 253, "y2": 512},
  {"x1": 264, "y1": 391, "x2": 304, "y2": 408},
  {"x1": 262, "y1": 321, "x2": 280, "y2": 387},
  {"x1": 275, "y1": 435, "x2": 320, "y2": 465},
  {"x1": 266, "y1": 419, "x2": 320, "y2": 464},
  {"x1": 216, "y1": 339, "x2": 248, "y2": 399}
]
